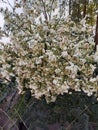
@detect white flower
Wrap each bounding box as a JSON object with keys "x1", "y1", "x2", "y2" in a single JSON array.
[
  {"x1": 36, "y1": 58, "x2": 42, "y2": 64},
  {"x1": 61, "y1": 85, "x2": 68, "y2": 93},
  {"x1": 81, "y1": 27, "x2": 86, "y2": 31},
  {"x1": 71, "y1": 74, "x2": 76, "y2": 79},
  {"x1": 63, "y1": 46, "x2": 67, "y2": 50},
  {"x1": 80, "y1": 58, "x2": 86, "y2": 64},
  {"x1": 49, "y1": 55, "x2": 56, "y2": 62},
  {"x1": 90, "y1": 78, "x2": 96, "y2": 82},
  {"x1": 80, "y1": 19, "x2": 86, "y2": 26},
  {"x1": 60, "y1": 81, "x2": 69, "y2": 93},
  {"x1": 74, "y1": 48, "x2": 82, "y2": 57},
  {"x1": 88, "y1": 37, "x2": 94, "y2": 43},
  {"x1": 94, "y1": 51, "x2": 98, "y2": 63},
  {"x1": 50, "y1": 29, "x2": 55, "y2": 34},
  {"x1": 53, "y1": 79, "x2": 58, "y2": 85},
  {"x1": 46, "y1": 50, "x2": 53, "y2": 56},
  {"x1": 66, "y1": 63, "x2": 78, "y2": 75},
  {"x1": 51, "y1": 96, "x2": 56, "y2": 102},
  {"x1": 55, "y1": 68, "x2": 61, "y2": 74},
  {"x1": 90, "y1": 64, "x2": 96, "y2": 71},
  {"x1": 43, "y1": 26, "x2": 49, "y2": 31},
  {"x1": 18, "y1": 61, "x2": 27, "y2": 66},
  {"x1": 39, "y1": 56, "x2": 44, "y2": 59},
  {"x1": 1, "y1": 70, "x2": 9, "y2": 79},
  {"x1": 61, "y1": 51, "x2": 68, "y2": 57}
]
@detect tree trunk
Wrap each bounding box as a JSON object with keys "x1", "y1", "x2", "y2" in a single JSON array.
[
  {"x1": 69, "y1": 0, "x2": 72, "y2": 15},
  {"x1": 94, "y1": 13, "x2": 98, "y2": 52},
  {"x1": 77, "y1": 2, "x2": 80, "y2": 22},
  {"x1": 83, "y1": 0, "x2": 86, "y2": 18}
]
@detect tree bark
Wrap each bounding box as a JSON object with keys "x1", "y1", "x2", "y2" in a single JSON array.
[
  {"x1": 94, "y1": 13, "x2": 98, "y2": 52},
  {"x1": 69, "y1": 0, "x2": 72, "y2": 15},
  {"x1": 83, "y1": 0, "x2": 86, "y2": 18}
]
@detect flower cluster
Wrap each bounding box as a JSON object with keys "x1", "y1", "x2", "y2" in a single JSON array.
[{"x1": 0, "y1": 0, "x2": 98, "y2": 102}]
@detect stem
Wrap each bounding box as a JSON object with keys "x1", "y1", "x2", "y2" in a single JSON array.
[
  {"x1": 41, "y1": 0, "x2": 48, "y2": 21},
  {"x1": 48, "y1": 0, "x2": 55, "y2": 20}
]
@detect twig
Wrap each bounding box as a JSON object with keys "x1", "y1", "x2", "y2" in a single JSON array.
[
  {"x1": 41, "y1": 0, "x2": 48, "y2": 21},
  {"x1": 48, "y1": 0, "x2": 55, "y2": 20}
]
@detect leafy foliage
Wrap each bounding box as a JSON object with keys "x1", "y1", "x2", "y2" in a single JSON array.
[
  {"x1": 0, "y1": 0, "x2": 98, "y2": 102},
  {"x1": 0, "y1": 1, "x2": 98, "y2": 130}
]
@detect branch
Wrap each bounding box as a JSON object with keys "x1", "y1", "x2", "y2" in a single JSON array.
[
  {"x1": 41, "y1": 0, "x2": 48, "y2": 21},
  {"x1": 94, "y1": 13, "x2": 98, "y2": 52},
  {"x1": 49, "y1": 0, "x2": 55, "y2": 20}
]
